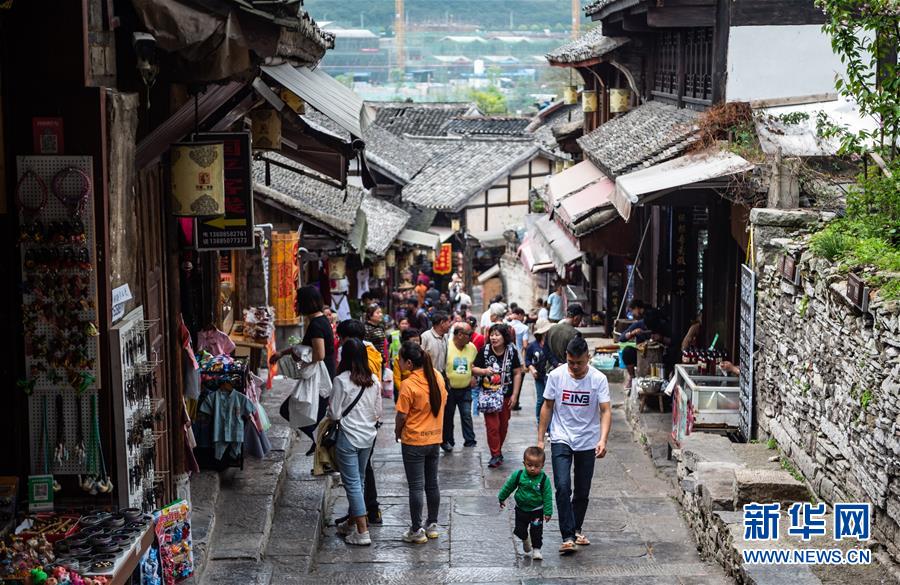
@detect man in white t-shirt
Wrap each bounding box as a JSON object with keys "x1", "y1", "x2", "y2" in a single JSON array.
[{"x1": 537, "y1": 336, "x2": 612, "y2": 556}]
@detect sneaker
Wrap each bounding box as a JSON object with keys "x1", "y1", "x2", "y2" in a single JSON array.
[
  {"x1": 335, "y1": 520, "x2": 353, "y2": 536},
  {"x1": 367, "y1": 509, "x2": 383, "y2": 525},
  {"x1": 487, "y1": 456, "x2": 500, "y2": 468},
  {"x1": 402, "y1": 528, "x2": 428, "y2": 544},
  {"x1": 511, "y1": 404, "x2": 522, "y2": 411},
  {"x1": 425, "y1": 522, "x2": 440, "y2": 539},
  {"x1": 499, "y1": 454, "x2": 504, "y2": 464},
  {"x1": 345, "y1": 528, "x2": 371, "y2": 546},
  {"x1": 440, "y1": 442, "x2": 453, "y2": 453},
  {"x1": 532, "y1": 548, "x2": 543, "y2": 560},
  {"x1": 522, "y1": 536, "x2": 532, "y2": 553},
  {"x1": 463, "y1": 441, "x2": 477, "y2": 447},
  {"x1": 333, "y1": 513, "x2": 350, "y2": 526}
]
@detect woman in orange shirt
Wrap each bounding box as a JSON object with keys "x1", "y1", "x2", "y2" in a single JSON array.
[{"x1": 395, "y1": 341, "x2": 446, "y2": 544}]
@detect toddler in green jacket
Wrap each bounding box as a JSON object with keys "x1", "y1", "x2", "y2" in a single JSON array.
[{"x1": 498, "y1": 446, "x2": 553, "y2": 560}]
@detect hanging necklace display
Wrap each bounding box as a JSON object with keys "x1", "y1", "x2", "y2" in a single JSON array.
[
  {"x1": 51, "y1": 166, "x2": 92, "y2": 217},
  {"x1": 16, "y1": 169, "x2": 48, "y2": 231},
  {"x1": 40, "y1": 396, "x2": 61, "y2": 493},
  {"x1": 74, "y1": 394, "x2": 86, "y2": 463},
  {"x1": 53, "y1": 393, "x2": 69, "y2": 465}
]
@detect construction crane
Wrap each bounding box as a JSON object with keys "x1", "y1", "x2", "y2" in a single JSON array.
[
  {"x1": 572, "y1": 0, "x2": 580, "y2": 39},
  {"x1": 395, "y1": 0, "x2": 405, "y2": 72}
]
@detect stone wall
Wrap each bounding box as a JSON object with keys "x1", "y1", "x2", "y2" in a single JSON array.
[{"x1": 751, "y1": 209, "x2": 900, "y2": 560}]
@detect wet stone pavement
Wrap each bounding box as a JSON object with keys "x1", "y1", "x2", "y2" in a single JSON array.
[{"x1": 204, "y1": 376, "x2": 731, "y2": 585}]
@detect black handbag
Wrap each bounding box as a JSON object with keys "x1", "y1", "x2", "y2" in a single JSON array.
[{"x1": 321, "y1": 386, "x2": 366, "y2": 448}]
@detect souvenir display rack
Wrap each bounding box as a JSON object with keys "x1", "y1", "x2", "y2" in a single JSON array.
[
  {"x1": 193, "y1": 357, "x2": 248, "y2": 470},
  {"x1": 110, "y1": 306, "x2": 161, "y2": 512},
  {"x1": 17, "y1": 156, "x2": 101, "y2": 476}
]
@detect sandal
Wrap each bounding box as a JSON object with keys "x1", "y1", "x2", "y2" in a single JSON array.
[
  {"x1": 575, "y1": 532, "x2": 591, "y2": 546},
  {"x1": 559, "y1": 540, "x2": 576, "y2": 555}
]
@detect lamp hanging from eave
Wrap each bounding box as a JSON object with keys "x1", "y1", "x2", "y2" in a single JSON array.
[
  {"x1": 582, "y1": 90, "x2": 598, "y2": 113},
  {"x1": 329, "y1": 255, "x2": 347, "y2": 279},
  {"x1": 373, "y1": 260, "x2": 387, "y2": 279},
  {"x1": 170, "y1": 141, "x2": 225, "y2": 217},
  {"x1": 609, "y1": 88, "x2": 631, "y2": 113},
  {"x1": 385, "y1": 249, "x2": 396, "y2": 267},
  {"x1": 280, "y1": 89, "x2": 305, "y2": 114},
  {"x1": 250, "y1": 108, "x2": 282, "y2": 149},
  {"x1": 563, "y1": 67, "x2": 578, "y2": 104}
]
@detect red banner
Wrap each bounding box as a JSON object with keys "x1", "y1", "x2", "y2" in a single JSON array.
[{"x1": 433, "y1": 243, "x2": 453, "y2": 275}]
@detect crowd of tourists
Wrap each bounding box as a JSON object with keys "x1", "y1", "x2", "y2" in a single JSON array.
[{"x1": 271, "y1": 274, "x2": 612, "y2": 558}]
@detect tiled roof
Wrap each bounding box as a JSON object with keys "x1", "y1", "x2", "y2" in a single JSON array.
[
  {"x1": 360, "y1": 194, "x2": 410, "y2": 256},
  {"x1": 577, "y1": 101, "x2": 699, "y2": 177},
  {"x1": 584, "y1": 0, "x2": 637, "y2": 17},
  {"x1": 445, "y1": 116, "x2": 532, "y2": 136},
  {"x1": 528, "y1": 101, "x2": 584, "y2": 155},
  {"x1": 402, "y1": 138, "x2": 540, "y2": 211},
  {"x1": 362, "y1": 125, "x2": 431, "y2": 183},
  {"x1": 252, "y1": 153, "x2": 363, "y2": 235},
  {"x1": 226, "y1": 0, "x2": 334, "y2": 52},
  {"x1": 546, "y1": 28, "x2": 629, "y2": 65},
  {"x1": 370, "y1": 102, "x2": 480, "y2": 137},
  {"x1": 302, "y1": 109, "x2": 430, "y2": 183}
]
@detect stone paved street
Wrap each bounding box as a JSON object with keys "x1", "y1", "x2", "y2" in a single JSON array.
[{"x1": 202, "y1": 375, "x2": 731, "y2": 585}]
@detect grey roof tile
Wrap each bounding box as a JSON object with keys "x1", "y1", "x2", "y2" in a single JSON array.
[
  {"x1": 445, "y1": 116, "x2": 532, "y2": 136},
  {"x1": 576, "y1": 101, "x2": 699, "y2": 176},
  {"x1": 370, "y1": 102, "x2": 480, "y2": 137},
  {"x1": 584, "y1": 0, "x2": 638, "y2": 17},
  {"x1": 402, "y1": 137, "x2": 540, "y2": 211},
  {"x1": 302, "y1": 109, "x2": 430, "y2": 183},
  {"x1": 546, "y1": 28, "x2": 629, "y2": 64},
  {"x1": 252, "y1": 152, "x2": 363, "y2": 235},
  {"x1": 529, "y1": 101, "x2": 584, "y2": 155},
  {"x1": 360, "y1": 194, "x2": 410, "y2": 255}
]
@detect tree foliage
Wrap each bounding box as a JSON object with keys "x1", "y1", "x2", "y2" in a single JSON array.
[
  {"x1": 469, "y1": 86, "x2": 508, "y2": 114},
  {"x1": 810, "y1": 0, "x2": 900, "y2": 297}
]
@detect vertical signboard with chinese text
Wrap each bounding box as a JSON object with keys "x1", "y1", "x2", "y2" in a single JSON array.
[
  {"x1": 739, "y1": 264, "x2": 755, "y2": 441},
  {"x1": 194, "y1": 133, "x2": 254, "y2": 250}
]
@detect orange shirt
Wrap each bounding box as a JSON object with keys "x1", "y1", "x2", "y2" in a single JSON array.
[
  {"x1": 396, "y1": 368, "x2": 446, "y2": 446},
  {"x1": 414, "y1": 284, "x2": 427, "y2": 306}
]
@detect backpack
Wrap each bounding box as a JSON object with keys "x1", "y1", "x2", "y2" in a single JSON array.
[{"x1": 515, "y1": 469, "x2": 546, "y2": 492}]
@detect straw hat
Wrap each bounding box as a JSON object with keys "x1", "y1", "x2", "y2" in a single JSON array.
[{"x1": 534, "y1": 318, "x2": 553, "y2": 335}]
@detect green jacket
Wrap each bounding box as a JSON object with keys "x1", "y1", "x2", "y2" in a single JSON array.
[{"x1": 498, "y1": 469, "x2": 553, "y2": 516}]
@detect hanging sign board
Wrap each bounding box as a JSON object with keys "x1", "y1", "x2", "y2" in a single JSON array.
[
  {"x1": 738, "y1": 264, "x2": 755, "y2": 442},
  {"x1": 194, "y1": 132, "x2": 255, "y2": 250}
]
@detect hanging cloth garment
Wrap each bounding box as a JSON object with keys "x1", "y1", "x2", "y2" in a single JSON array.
[
  {"x1": 198, "y1": 389, "x2": 256, "y2": 460},
  {"x1": 331, "y1": 292, "x2": 351, "y2": 321},
  {"x1": 356, "y1": 269, "x2": 370, "y2": 299},
  {"x1": 197, "y1": 327, "x2": 236, "y2": 356},
  {"x1": 179, "y1": 315, "x2": 201, "y2": 399}
]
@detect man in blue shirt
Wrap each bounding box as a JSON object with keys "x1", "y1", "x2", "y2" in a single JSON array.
[
  {"x1": 547, "y1": 283, "x2": 565, "y2": 322},
  {"x1": 526, "y1": 319, "x2": 556, "y2": 425}
]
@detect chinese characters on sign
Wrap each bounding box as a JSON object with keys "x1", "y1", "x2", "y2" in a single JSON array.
[
  {"x1": 743, "y1": 502, "x2": 871, "y2": 542},
  {"x1": 674, "y1": 210, "x2": 689, "y2": 296},
  {"x1": 194, "y1": 132, "x2": 255, "y2": 250},
  {"x1": 433, "y1": 243, "x2": 453, "y2": 275}
]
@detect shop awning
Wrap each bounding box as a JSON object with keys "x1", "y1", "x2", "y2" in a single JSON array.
[
  {"x1": 533, "y1": 215, "x2": 583, "y2": 276},
  {"x1": 261, "y1": 63, "x2": 375, "y2": 138},
  {"x1": 548, "y1": 160, "x2": 606, "y2": 202},
  {"x1": 477, "y1": 263, "x2": 501, "y2": 283},
  {"x1": 518, "y1": 237, "x2": 555, "y2": 273},
  {"x1": 428, "y1": 226, "x2": 456, "y2": 243},
  {"x1": 613, "y1": 151, "x2": 755, "y2": 221},
  {"x1": 472, "y1": 230, "x2": 508, "y2": 248},
  {"x1": 397, "y1": 228, "x2": 441, "y2": 251},
  {"x1": 556, "y1": 179, "x2": 616, "y2": 227}
]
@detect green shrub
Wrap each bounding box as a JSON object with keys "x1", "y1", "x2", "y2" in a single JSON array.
[{"x1": 810, "y1": 225, "x2": 850, "y2": 261}]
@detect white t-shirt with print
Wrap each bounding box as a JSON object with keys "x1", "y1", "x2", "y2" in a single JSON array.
[{"x1": 543, "y1": 364, "x2": 610, "y2": 451}]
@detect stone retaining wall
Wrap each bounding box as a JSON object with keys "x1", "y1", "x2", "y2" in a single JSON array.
[{"x1": 751, "y1": 209, "x2": 900, "y2": 560}]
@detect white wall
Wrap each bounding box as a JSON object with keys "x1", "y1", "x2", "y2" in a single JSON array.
[{"x1": 727, "y1": 25, "x2": 842, "y2": 102}]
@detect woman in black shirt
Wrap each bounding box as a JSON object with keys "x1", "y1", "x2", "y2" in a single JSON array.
[
  {"x1": 472, "y1": 323, "x2": 523, "y2": 469},
  {"x1": 270, "y1": 286, "x2": 335, "y2": 452}
]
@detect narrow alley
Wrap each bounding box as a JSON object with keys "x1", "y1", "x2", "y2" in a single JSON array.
[{"x1": 200, "y1": 376, "x2": 729, "y2": 585}]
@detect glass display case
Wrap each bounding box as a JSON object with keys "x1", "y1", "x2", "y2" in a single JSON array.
[{"x1": 673, "y1": 364, "x2": 741, "y2": 427}]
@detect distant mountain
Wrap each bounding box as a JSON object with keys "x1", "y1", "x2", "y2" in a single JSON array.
[{"x1": 305, "y1": 0, "x2": 582, "y2": 32}]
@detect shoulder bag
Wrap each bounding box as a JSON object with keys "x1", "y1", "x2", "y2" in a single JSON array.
[{"x1": 320, "y1": 385, "x2": 366, "y2": 448}]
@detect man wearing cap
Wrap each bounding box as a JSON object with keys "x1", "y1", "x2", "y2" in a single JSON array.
[
  {"x1": 543, "y1": 303, "x2": 586, "y2": 366},
  {"x1": 526, "y1": 319, "x2": 556, "y2": 424}
]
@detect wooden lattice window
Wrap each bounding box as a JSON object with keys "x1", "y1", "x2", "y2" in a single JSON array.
[
  {"x1": 653, "y1": 31, "x2": 679, "y2": 96},
  {"x1": 684, "y1": 28, "x2": 713, "y2": 102},
  {"x1": 653, "y1": 28, "x2": 713, "y2": 105}
]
